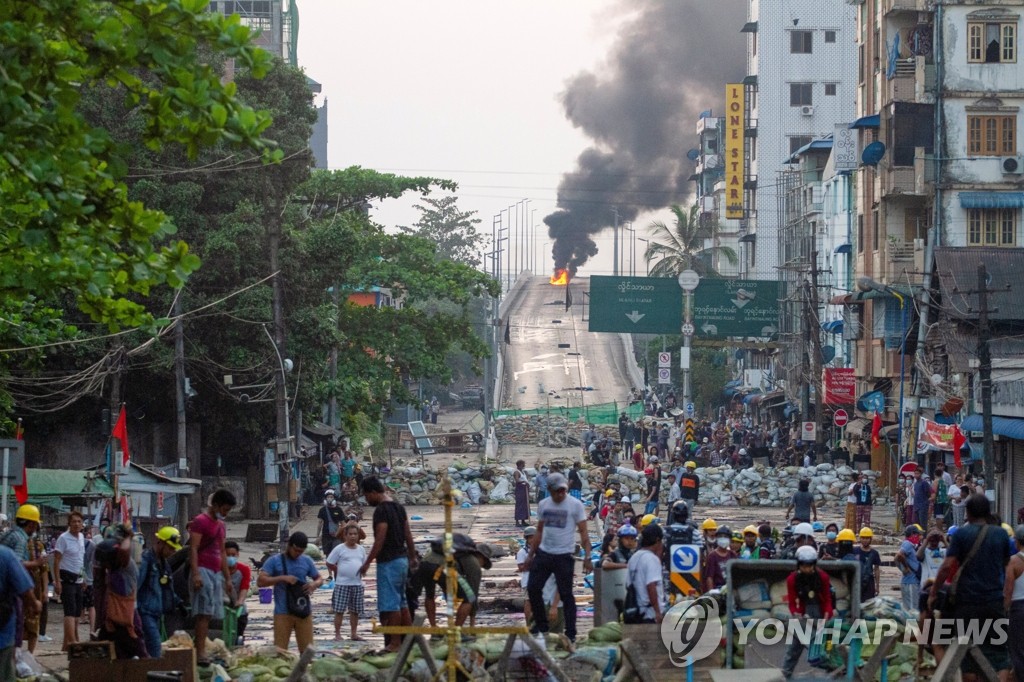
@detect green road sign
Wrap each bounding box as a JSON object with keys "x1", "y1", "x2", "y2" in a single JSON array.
[
  {"x1": 588, "y1": 276, "x2": 682, "y2": 333},
  {"x1": 692, "y1": 279, "x2": 780, "y2": 338}
]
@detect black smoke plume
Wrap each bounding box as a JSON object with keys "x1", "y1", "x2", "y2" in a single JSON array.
[{"x1": 546, "y1": 0, "x2": 746, "y2": 274}]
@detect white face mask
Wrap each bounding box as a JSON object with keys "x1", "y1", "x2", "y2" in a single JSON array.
[{"x1": 716, "y1": 537, "x2": 731, "y2": 548}]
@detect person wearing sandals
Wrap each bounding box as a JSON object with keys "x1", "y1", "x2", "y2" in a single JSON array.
[{"x1": 326, "y1": 522, "x2": 366, "y2": 641}]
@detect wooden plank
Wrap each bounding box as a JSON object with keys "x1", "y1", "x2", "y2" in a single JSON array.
[
  {"x1": 967, "y1": 644, "x2": 1002, "y2": 682},
  {"x1": 620, "y1": 639, "x2": 658, "y2": 682},
  {"x1": 931, "y1": 638, "x2": 971, "y2": 681},
  {"x1": 492, "y1": 632, "x2": 519, "y2": 681},
  {"x1": 854, "y1": 633, "x2": 897, "y2": 682}
]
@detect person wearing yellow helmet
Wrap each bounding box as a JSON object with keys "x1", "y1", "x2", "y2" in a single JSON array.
[
  {"x1": 1, "y1": 504, "x2": 44, "y2": 569},
  {"x1": 730, "y1": 531, "x2": 743, "y2": 554},
  {"x1": 679, "y1": 461, "x2": 700, "y2": 517},
  {"x1": 739, "y1": 525, "x2": 763, "y2": 560},
  {"x1": 640, "y1": 513, "x2": 658, "y2": 529},
  {"x1": 700, "y1": 518, "x2": 718, "y2": 550},
  {"x1": 137, "y1": 526, "x2": 182, "y2": 657},
  {"x1": 836, "y1": 528, "x2": 858, "y2": 560},
  {"x1": 853, "y1": 528, "x2": 881, "y2": 599}
]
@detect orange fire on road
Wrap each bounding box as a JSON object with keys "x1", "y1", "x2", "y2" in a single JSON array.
[{"x1": 550, "y1": 268, "x2": 570, "y2": 286}]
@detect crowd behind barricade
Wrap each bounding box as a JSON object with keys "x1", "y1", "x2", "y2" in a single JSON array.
[{"x1": 578, "y1": 426, "x2": 1024, "y2": 682}]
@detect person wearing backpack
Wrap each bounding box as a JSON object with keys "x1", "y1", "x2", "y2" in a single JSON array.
[
  {"x1": 625, "y1": 524, "x2": 665, "y2": 624},
  {"x1": 257, "y1": 532, "x2": 323, "y2": 653},
  {"x1": 137, "y1": 526, "x2": 182, "y2": 657}
]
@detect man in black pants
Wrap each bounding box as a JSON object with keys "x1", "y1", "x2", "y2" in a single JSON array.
[{"x1": 521, "y1": 474, "x2": 591, "y2": 651}]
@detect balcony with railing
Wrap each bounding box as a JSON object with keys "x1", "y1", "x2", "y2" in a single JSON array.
[
  {"x1": 883, "y1": 238, "x2": 926, "y2": 284},
  {"x1": 882, "y1": 0, "x2": 924, "y2": 14},
  {"x1": 880, "y1": 166, "x2": 918, "y2": 197}
]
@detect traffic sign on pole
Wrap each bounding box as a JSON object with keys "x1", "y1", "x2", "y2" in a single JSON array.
[
  {"x1": 658, "y1": 352, "x2": 671, "y2": 368},
  {"x1": 587, "y1": 276, "x2": 682, "y2": 334},
  {"x1": 833, "y1": 409, "x2": 849, "y2": 427},
  {"x1": 657, "y1": 368, "x2": 672, "y2": 385}
]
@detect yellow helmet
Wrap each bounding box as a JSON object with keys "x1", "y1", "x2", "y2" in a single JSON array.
[
  {"x1": 837, "y1": 529, "x2": 857, "y2": 542},
  {"x1": 15, "y1": 504, "x2": 40, "y2": 524},
  {"x1": 605, "y1": 489, "x2": 615, "y2": 497},
  {"x1": 731, "y1": 532, "x2": 743, "y2": 542},
  {"x1": 1002, "y1": 523, "x2": 1013, "y2": 535},
  {"x1": 155, "y1": 526, "x2": 183, "y2": 551},
  {"x1": 859, "y1": 527, "x2": 874, "y2": 538},
  {"x1": 743, "y1": 525, "x2": 759, "y2": 536},
  {"x1": 640, "y1": 513, "x2": 657, "y2": 528},
  {"x1": 701, "y1": 518, "x2": 718, "y2": 531},
  {"x1": 685, "y1": 461, "x2": 697, "y2": 469}
]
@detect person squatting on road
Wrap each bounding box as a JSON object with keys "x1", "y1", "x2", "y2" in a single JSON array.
[
  {"x1": 407, "y1": 532, "x2": 492, "y2": 631},
  {"x1": 522, "y1": 473, "x2": 591, "y2": 650}
]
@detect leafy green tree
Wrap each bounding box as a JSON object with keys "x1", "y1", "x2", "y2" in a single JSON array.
[
  {"x1": 0, "y1": 0, "x2": 277, "y2": 333},
  {"x1": 644, "y1": 204, "x2": 738, "y2": 278},
  {"x1": 399, "y1": 196, "x2": 485, "y2": 268}
]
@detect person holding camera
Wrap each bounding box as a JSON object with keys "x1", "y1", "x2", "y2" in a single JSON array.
[{"x1": 257, "y1": 531, "x2": 323, "y2": 653}]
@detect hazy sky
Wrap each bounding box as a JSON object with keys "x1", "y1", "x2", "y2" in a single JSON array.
[{"x1": 297, "y1": 1, "x2": 745, "y2": 278}]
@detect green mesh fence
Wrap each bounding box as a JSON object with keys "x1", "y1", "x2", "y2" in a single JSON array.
[{"x1": 493, "y1": 400, "x2": 644, "y2": 424}]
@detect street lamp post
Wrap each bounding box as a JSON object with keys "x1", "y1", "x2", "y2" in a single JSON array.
[
  {"x1": 678, "y1": 270, "x2": 700, "y2": 409},
  {"x1": 638, "y1": 238, "x2": 650, "y2": 276},
  {"x1": 262, "y1": 324, "x2": 293, "y2": 547}
]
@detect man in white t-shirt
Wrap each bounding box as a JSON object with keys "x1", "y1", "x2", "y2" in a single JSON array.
[
  {"x1": 627, "y1": 524, "x2": 666, "y2": 623},
  {"x1": 326, "y1": 524, "x2": 367, "y2": 641},
  {"x1": 521, "y1": 473, "x2": 591, "y2": 649},
  {"x1": 54, "y1": 511, "x2": 86, "y2": 650}
]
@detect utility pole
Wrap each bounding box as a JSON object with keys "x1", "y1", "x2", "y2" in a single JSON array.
[
  {"x1": 978, "y1": 263, "x2": 994, "y2": 488},
  {"x1": 808, "y1": 252, "x2": 825, "y2": 454},
  {"x1": 173, "y1": 298, "x2": 195, "y2": 525},
  {"x1": 612, "y1": 207, "x2": 619, "y2": 276}
]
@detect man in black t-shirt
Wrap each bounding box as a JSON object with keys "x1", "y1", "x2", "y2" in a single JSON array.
[
  {"x1": 316, "y1": 491, "x2": 346, "y2": 563},
  {"x1": 360, "y1": 477, "x2": 418, "y2": 652}
]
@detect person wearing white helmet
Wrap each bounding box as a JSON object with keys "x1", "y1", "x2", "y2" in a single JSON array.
[{"x1": 782, "y1": 545, "x2": 834, "y2": 678}]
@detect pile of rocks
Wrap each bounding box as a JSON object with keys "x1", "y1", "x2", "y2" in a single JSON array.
[
  {"x1": 492, "y1": 414, "x2": 617, "y2": 446},
  {"x1": 373, "y1": 460, "x2": 886, "y2": 509}
]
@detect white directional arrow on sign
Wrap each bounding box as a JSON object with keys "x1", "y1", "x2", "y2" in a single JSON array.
[
  {"x1": 625, "y1": 311, "x2": 646, "y2": 323},
  {"x1": 671, "y1": 544, "x2": 701, "y2": 572}
]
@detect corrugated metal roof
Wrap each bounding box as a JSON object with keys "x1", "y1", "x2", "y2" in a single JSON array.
[
  {"x1": 8, "y1": 468, "x2": 114, "y2": 510},
  {"x1": 934, "y1": 247, "x2": 1024, "y2": 321}
]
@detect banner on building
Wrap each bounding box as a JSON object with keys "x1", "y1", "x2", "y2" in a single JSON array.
[
  {"x1": 822, "y1": 368, "x2": 856, "y2": 405},
  {"x1": 725, "y1": 83, "x2": 745, "y2": 219},
  {"x1": 916, "y1": 417, "x2": 958, "y2": 452}
]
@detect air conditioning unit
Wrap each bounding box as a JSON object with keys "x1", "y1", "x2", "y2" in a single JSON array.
[
  {"x1": 800, "y1": 105, "x2": 815, "y2": 116},
  {"x1": 1002, "y1": 155, "x2": 1024, "y2": 174}
]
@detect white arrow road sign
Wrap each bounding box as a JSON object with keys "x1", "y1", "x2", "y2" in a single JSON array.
[
  {"x1": 625, "y1": 310, "x2": 646, "y2": 324},
  {"x1": 671, "y1": 544, "x2": 702, "y2": 573}
]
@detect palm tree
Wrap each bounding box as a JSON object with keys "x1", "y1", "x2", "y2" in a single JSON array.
[{"x1": 644, "y1": 204, "x2": 738, "y2": 277}]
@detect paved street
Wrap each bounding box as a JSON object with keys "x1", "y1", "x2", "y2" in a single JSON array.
[{"x1": 502, "y1": 276, "x2": 638, "y2": 411}]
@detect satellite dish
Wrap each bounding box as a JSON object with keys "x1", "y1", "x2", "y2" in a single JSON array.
[
  {"x1": 861, "y1": 141, "x2": 886, "y2": 166},
  {"x1": 931, "y1": 373, "x2": 944, "y2": 386},
  {"x1": 821, "y1": 346, "x2": 836, "y2": 363},
  {"x1": 686, "y1": 149, "x2": 700, "y2": 161},
  {"x1": 705, "y1": 155, "x2": 718, "y2": 169}
]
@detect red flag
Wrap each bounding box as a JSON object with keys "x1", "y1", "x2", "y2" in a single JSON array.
[
  {"x1": 952, "y1": 424, "x2": 966, "y2": 469},
  {"x1": 871, "y1": 411, "x2": 882, "y2": 448},
  {"x1": 13, "y1": 419, "x2": 28, "y2": 505},
  {"x1": 112, "y1": 405, "x2": 130, "y2": 467}
]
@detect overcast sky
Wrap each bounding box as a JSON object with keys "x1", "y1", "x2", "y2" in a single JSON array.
[{"x1": 297, "y1": 1, "x2": 745, "y2": 278}]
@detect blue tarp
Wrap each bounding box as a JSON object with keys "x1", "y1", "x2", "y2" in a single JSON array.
[{"x1": 959, "y1": 414, "x2": 1024, "y2": 441}]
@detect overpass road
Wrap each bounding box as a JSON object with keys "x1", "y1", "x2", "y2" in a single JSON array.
[{"x1": 499, "y1": 276, "x2": 639, "y2": 413}]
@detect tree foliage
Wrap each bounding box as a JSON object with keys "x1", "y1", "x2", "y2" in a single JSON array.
[
  {"x1": 399, "y1": 195, "x2": 485, "y2": 268},
  {"x1": 644, "y1": 204, "x2": 738, "y2": 278},
  {"x1": 0, "y1": 0, "x2": 277, "y2": 333}
]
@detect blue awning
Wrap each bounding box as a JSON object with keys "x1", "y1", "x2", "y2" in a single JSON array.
[
  {"x1": 849, "y1": 114, "x2": 880, "y2": 129},
  {"x1": 959, "y1": 414, "x2": 1024, "y2": 440},
  {"x1": 958, "y1": 192, "x2": 1024, "y2": 210},
  {"x1": 834, "y1": 243, "x2": 852, "y2": 255},
  {"x1": 821, "y1": 319, "x2": 844, "y2": 334}
]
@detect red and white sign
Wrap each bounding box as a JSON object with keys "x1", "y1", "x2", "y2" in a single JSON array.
[
  {"x1": 802, "y1": 421, "x2": 817, "y2": 441},
  {"x1": 822, "y1": 368, "x2": 856, "y2": 405},
  {"x1": 833, "y1": 409, "x2": 849, "y2": 427},
  {"x1": 658, "y1": 352, "x2": 672, "y2": 368}
]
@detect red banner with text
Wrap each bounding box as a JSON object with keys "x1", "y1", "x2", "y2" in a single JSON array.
[{"x1": 822, "y1": 368, "x2": 856, "y2": 405}]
